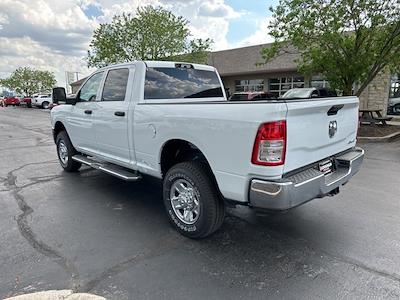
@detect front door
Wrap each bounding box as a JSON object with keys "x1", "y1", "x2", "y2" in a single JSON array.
[
  {"x1": 93, "y1": 67, "x2": 133, "y2": 166},
  {"x1": 66, "y1": 71, "x2": 104, "y2": 154}
]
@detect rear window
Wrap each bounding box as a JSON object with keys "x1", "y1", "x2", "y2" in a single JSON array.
[{"x1": 144, "y1": 67, "x2": 223, "y2": 100}]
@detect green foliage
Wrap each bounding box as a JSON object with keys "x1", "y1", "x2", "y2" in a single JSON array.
[
  {"x1": 0, "y1": 67, "x2": 56, "y2": 96},
  {"x1": 263, "y1": 0, "x2": 400, "y2": 95},
  {"x1": 170, "y1": 38, "x2": 213, "y2": 64},
  {"x1": 88, "y1": 6, "x2": 213, "y2": 67}
]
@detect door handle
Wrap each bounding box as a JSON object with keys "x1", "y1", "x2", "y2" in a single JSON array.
[
  {"x1": 114, "y1": 111, "x2": 125, "y2": 117},
  {"x1": 84, "y1": 110, "x2": 92, "y2": 115}
]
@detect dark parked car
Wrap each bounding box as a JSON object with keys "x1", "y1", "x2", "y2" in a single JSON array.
[
  {"x1": 281, "y1": 87, "x2": 337, "y2": 99},
  {"x1": 388, "y1": 97, "x2": 400, "y2": 115},
  {"x1": 229, "y1": 92, "x2": 277, "y2": 101}
]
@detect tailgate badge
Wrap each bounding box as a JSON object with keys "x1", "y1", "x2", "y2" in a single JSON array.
[{"x1": 329, "y1": 121, "x2": 337, "y2": 138}]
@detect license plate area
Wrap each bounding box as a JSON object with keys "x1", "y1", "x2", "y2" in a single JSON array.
[{"x1": 318, "y1": 159, "x2": 334, "y2": 174}]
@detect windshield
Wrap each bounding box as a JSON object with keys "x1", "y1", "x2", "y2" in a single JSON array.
[{"x1": 281, "y1": 89, "x2": 314, "y2": 99}]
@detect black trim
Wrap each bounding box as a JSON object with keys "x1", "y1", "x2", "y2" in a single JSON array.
[
  {"x1": 137, "y1": 100, "x2": 282, "y2": 105},
  {"x1": 327, "y1": 105, "x2": 344, "y2": 116},
  {"x1": 114, "y1": 111, "x2": 125, "y2": 117},
  {"x1": 136, "y1": 96, "x2": 356, "y2": 105}
]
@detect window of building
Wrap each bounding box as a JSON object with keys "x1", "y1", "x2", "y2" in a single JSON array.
[
  {"x1": 235, "y1": 79, "x2": 264, "y2": 92},
  {"x1": 102, "y1": 68, "x2": 129, "y2": 101},
  {"x1": 144, "y1": 67, "x2": 223, "y2": 100},
  {"x1": 268, "y1": 76, "x2": 305, "y2": 97},
  {"x1": 311, "y1": 75, "x2": 330, "y2": 88}
]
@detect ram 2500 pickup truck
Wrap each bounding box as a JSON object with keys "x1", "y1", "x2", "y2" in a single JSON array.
[{"x1": 51, "y1": 61, "x2": 364, "y2": 239}]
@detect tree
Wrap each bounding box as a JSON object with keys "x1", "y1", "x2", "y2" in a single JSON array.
[
  {"x1": 170, "y1": 38, "x2": 213, "y2": 64},
  {"x1": 0, "y1": 67, "x2": 56, "y2": 96},
  {"x1": 87, "y1": 6, "x2": 213, "y2": 67},
  {"x1": 262, "y1": 0, "x2": 400, "y2": 95}
]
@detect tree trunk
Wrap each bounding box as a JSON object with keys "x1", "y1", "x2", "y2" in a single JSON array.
[{"x1": 342, "y1": 83, "x2": 353, "y2": 96}]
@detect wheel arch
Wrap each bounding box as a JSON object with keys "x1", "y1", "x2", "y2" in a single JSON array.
[
  {"x1": 53, "y1": 121, "x2": 67, "y2": 143},
  {"x1": 159, "y1": 138, "x2": 224, "y2": 202},
  {"x1": 160, "y1": 139, "x2": 206, "y2": 175}
]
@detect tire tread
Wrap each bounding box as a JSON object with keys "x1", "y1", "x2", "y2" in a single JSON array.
[{"x1": 164, "y1": 161, "x2": 225, "y2": 239}]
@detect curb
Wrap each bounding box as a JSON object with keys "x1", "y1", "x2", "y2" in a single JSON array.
[
  {"x1": 4, "y1": 290, "x2": 106, "y2": 300},
  {"x1": 357, "y1": 131, "x2": 400, "y2": 143}
]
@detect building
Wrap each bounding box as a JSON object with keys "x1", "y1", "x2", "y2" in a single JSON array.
[
  {"x1": 208, "y1": 43, "x2": 397, "y2": 115},
  {"x1": 70, "y1": 43, "x2": 399, "y2": 115},
  {"x1": 70, "y1": 77, "x2": 87, "y2": 94}
]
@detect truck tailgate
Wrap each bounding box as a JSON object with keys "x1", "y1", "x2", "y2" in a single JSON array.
[{"x1": 284, "y1": 96, "x2": 359, "y2": 173}]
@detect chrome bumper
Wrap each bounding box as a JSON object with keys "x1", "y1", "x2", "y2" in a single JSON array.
[{"x1": 249, "y1": 147, "x2": 364, "y2": 210}]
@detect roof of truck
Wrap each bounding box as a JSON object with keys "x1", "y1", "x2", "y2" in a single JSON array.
[
  {"x1": 94, "y1": 61, "x2": 216, "y2": 71},
  {"x1": 70, "y1": 61, "x2": 217, "y2": 86}
]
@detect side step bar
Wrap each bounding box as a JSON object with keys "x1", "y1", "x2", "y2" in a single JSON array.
[{"x1": 72, "y1": 155, "x2": 141, "y2": 181}]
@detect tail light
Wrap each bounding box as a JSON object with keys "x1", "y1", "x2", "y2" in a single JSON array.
[{"x1": 252, "y1": 121, "x2": 286, "y2": 166}]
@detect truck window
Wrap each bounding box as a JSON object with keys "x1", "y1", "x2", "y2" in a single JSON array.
[
  {"x1": 144, "y1": 67, "x2": 224, "y2": 100},
  {"x1": 102, "y1": 68, "x2": 129, "y2": 101},
  {"x1": 79, "y1": 72, "x2": 104, "y2": 102}
]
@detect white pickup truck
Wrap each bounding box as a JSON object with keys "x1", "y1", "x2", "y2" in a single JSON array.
[
  {"x1": 32, "y1": 93, "x2": 52, "y2": 109},
  {"x1": 51, "y1": 61, "x2": 364, "y2": 238}
]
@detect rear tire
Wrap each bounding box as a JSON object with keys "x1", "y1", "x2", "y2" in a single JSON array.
[
  {"x1": 163, "y1": 161, "x2": 225, "y2": 239},
  {"x1": 42, "y1": 101, "x2": 50, "y2": 109},
  {"x1": 56, "y1": 131, "x2": 81, "y2": 172}
]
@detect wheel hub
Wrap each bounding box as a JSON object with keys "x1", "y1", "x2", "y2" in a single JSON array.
[
  {"x1": 170, "y1": 179, "x2": 200, "y2": 225},
  {"x1": 58, "y1": 140, "x2": 68, "y2": 165}
]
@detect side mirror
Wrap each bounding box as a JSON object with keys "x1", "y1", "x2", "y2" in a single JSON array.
[
  {"x1": 52, "y1": 87, "x2": 66, "y2": 104},
  {"x1": 66, "y1": 94, "x2": 77, "y2": 105}
]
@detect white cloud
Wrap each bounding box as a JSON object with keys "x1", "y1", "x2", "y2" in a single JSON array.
[
  {"x1": 198, "y1": 1, "x2": 241, "y2": 18},
  {"x1": 0, "y1": 0, "x2": 271, "y2": 87},
  {"x1": 0, "y1": 0, "x2": 97, "y2": 54},
  {"x1": 0, "y1": 37, "x2": 94, "y2": 88},
  {"x1": 233, "y1": 17, "x2": 274, "y2": 49}
]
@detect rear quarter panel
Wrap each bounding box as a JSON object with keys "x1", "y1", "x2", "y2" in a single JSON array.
[{"x1": 133, "y1": 101, "x2": 287, "y2": 202}]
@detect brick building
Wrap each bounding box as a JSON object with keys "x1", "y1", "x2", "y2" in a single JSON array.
[{"x1": 208, "y1": 43, "x2": 396, "y2": 115}]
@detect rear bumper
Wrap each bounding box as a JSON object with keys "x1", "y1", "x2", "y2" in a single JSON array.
[{"x1": 249, "y1": 147, "x2": 364, "y2": 210}]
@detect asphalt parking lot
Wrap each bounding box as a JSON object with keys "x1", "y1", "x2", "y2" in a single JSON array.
[{"x1": 1, "y1": 106, "x2": 400, "y2": 299}]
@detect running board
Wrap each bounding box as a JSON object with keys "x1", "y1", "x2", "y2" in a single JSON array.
[{"x1": 72, "y1": 155, "x2": 141, "y2": 181}]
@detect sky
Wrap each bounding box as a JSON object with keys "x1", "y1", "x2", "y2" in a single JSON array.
[{"x1": 0, "y1": 0, "x2": 278, "y2": 86}]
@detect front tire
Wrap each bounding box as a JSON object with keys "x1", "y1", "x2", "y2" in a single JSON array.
[
  {"x1": 42, "y1": 101, "x2": 50, "y2": 109},
  {"x1": 56, "y1": 131, "x2": 82, "y2": 172},
  {"x1": 163, "y1": 161, "x2": 225, "y2": 239}
]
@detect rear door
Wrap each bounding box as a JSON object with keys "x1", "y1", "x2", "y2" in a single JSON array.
[
  {"x1": 93, "y1": 67, "x2": 133, "y2": 166},
  {"x1": 284, "y1": 96, "x2": 359, "y2": 173}
]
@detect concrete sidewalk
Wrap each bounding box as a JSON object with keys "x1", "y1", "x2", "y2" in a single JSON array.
[{"x1": 5, "y1": 290, "x2": 105, "y2": 300}]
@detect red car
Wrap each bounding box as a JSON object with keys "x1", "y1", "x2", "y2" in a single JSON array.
[{"x1": 3, "y1": 96, "x2": 20, "y2": 106}]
